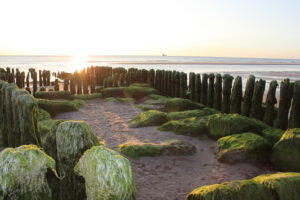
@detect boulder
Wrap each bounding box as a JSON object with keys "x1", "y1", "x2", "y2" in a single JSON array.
[
  {"x1": 102, "y1": 86, "x2": 159, "y2": 100},
  {"x1": 0, "y1": 145, "x2": 59, "y2": 200},
  {"x1": 253, "y1": 172, "x2": 300, "y2": 200},
  {"x1": 158, "y1": 117, "x2": 208, "y2": 136},
  {"x1": 129, "y1": 110, "x2": 168, "y2": 127},
  {"x1": 261, "y1": 128, "x2": 284, "y2": 145},
  {"x1": 56, "y1": 121, "x2": 101, "y2": 200},
  {"x1": 74, "y1": 146, "x2": 136, "y2": 200},
  {"x1": 165, "y1": 98, "x2": 205, "y2": 112},
  {"x1": 272, "y1": 128, "x2": 300, "y2": 172},
  {"x1": 167, "y1": 108, "x2": 219, "y2": 121},
  {"x1": 34, "y1": 91, "x2": 74, "y2": 100},
  {"x1": 186, "y1": 179, "x2": 274, "y2": 200},
  {"x1": 217, "y1": 133, "x2": 271, "y2": 164},
  {"x1": 207, "y1": 113, "x2": 270, "y2": 139},
  {"x1": 118, "y1": 139, "x2": 196, "y2": 159}
]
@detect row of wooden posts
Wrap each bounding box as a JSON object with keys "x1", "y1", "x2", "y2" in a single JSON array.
[{"x1": 1, "y1": 66, "x2": 300, "y2": 130}]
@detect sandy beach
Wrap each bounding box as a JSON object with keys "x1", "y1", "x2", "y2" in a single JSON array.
[{"x1": 54, "y1": 99, "x2": 274, "y2": 200}]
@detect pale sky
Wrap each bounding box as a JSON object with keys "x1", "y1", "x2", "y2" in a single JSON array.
[{"x1": 0, "y1": 0, "x2": 300, "y2": 58}]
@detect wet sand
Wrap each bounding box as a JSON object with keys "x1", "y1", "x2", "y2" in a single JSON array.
[{"x1": 54, "y1": 99, "x2": 274, "y2": 200}]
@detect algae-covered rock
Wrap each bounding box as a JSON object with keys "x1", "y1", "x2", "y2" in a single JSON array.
[
  {"x1": 36, "y1": 98, "x2": 78, "y2": 117},
  {"x1": 104, "y1": 97, "x2": 136, "y2": 103},
  {"x1": 272, "y1": 128, "x2": 300, "y2": 172},
  {"x1": 37, "y1": 108, "x2": 51, "y2": 121},
  {"x1": 186, "y1": 179, "x2": 274, "y2": 200},
  {"x1": 74, "y1": 93, "x2": 102, "y2": 100},
  {"x1": 158, "y1": 117, "x2": 208, "y2": 136},
  {"x1": 0, "y1": 145, "x2": 59, "y2": 200},
  {"x1": 130, "y1": 83, "x2": 152, "y2": 88},
  {"x1": 261, "y1": 128, "x2": 284, "y2": 145},
  {"x1": 34, "y1": 91, "x2": 74, "y2": 100},
  {"x1": 74, "y1": 145, "x2": 136, "y2": 200},
  {"x1": 56, "y1": 121, "x2": 100, "y2": 200},
  {"x1": 167, "y1": 108, "x2": 219, "y2": 121},
  {"x1": 165, "y1": 98, "x2": 205, "y2": 112},
  {"x1": 102, "y1": 86, "x2": 159, "y2": 100},
  {"x1": 252, "y1": 172, "x2": 300, "y2": 200},
  {"x1": 118, "y1": 139, "x2": 196, "y2": 159},
  {"x1": 217, "y1": 132, "x2": 271, "y2": 164},
  {"x1": 207, "y1": 113, "x2": 270, "y2": 139},
  {"x1": 38, "y1": 119, "x2": 63, "y2": 137},
  {"x1": 129, "y1": 110, "x2": 168, "y2": 128},
  {"x1": 17, "y1": 94, "x2": 41, "y2": 146}
]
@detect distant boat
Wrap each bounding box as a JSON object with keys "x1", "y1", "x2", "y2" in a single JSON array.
[{"x1": 162, "y1": 54, "x2": 167, "y2": 56}]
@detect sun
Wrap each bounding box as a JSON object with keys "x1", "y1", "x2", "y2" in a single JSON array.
[{"x1": 71, "y1": 54, "x2": 88, "y2": 72}]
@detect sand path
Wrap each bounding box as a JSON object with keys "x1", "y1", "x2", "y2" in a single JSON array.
[{"x1": 54, "y1": 99, "x2": 274, "y2": 200}]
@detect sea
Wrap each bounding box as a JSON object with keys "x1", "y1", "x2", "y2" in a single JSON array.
[{"x1": 1, "y1": 55, "x2": 300, "y2": 87}]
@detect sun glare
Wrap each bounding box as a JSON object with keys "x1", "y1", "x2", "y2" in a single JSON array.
[{"x1": 71, "y1": 54, "x2": 88, "y2": 72}]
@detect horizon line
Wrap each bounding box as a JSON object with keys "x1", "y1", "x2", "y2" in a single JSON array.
[{"x1": 0, "y1": 54, "x2": 300, "y2": 60}]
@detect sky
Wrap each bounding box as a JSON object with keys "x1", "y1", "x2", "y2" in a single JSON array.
[{"x1": 0, "y1": 0, "x2": 300, "y2": 58}]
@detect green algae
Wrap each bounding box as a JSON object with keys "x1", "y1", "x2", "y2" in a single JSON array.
[
  {"x1": 207, "y1": 113, "x2": 270, "y2": 139},
  {"x1": 5, "y1": 85, "x2": 18, "y2": 147},
  {"x1": 272, "y1": 128, "x2": 300, "y2": 172},
  {"x1": 165, "y1": 98, "x2": 205, "y2": 112},
  {"x1": 129, "y1": 110, "x2": 168, "y2": 128},
  {"x1": 261, "y1": 128, "x2": 284, "y2": 145},
  {"x1": 0, "y1": 145, "x2": 59, "y2": 200},
  {"x1": 186, "y1": 179, "x2": 274, "y2": 200},
  {"x1": 17, "y1": 94, "x2": 41, "y2": 146},
  {"x1": 253, "y1": 172, "x2": 300, "y2": 200},
  {"x1": 11, "y1": 89, "x2": 29, "y2": 147},
  {"x1": 158, "y1": 117, "x2": 208, "y2": 136},
  {"x1": 102, "y1": 86, "x2": 159, "y2": 100},
  {"x1": 74, "y1": 145, "x2": 136, "y2": 200},
  {"x1": 37, "y1": 109, "x2": 51, "y2": 121},
  {"x1": 217, "y1": 132, "x2": 271, "y2": 164},
  {"x1": 74, "y1": 93, "x2": 102, "y2": 100},
  {"x1": 104, "y1": 97, "x2": 137, "y2": 103},
  {"x1": 118, "y1": 139, "x2": 196, "y2": 159},
  {"x1": 36, "y1": 99, "x2": 78, "y2": 117},
  {"x1": 34, "y1": 91, "x2": 74, "y2": 100},
  {"x1": 167, "y1": 108, "x2": 219, "y2": 121},
  {"x1": 56, "y1": 121, "x2": 100, "y2": 200}
]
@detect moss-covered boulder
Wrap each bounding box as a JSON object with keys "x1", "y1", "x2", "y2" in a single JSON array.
[
  {"x1": 272, "y1": 128, "x2": 300, "y2": 172},
  {"x1": 165, "y1": 98, "x2": 205, "y2": 112},
  {"x1": 252, "y1": 172, "x2": 300, "y2": 200},
  {"x1": 55, "y1": 121, "x2": 100, "y2": 200},
  {"x1": 158, "y1": 117, "x2": 208, "y2": 136},
  {"x1": 0, "y1": 145, "x2": 59, "y2": 200},
  {"x1": 186, "y1": 179, "x2": 274, "y2": 200},
  {"x1": 129, "y1": 110, "x2": 168, "y2": 127},
  {"x1": 130, "y1": 83, "x2": 152, "y2": 88},
  {"x1": 74, "y1": 146, "x2": 136, "y2": 200},
  {"x1": 104, "y1": 97, "x2": 136, "y2": 103},
  {"x1": 207, "y1": 113, "x2": 270, "y2": 139},
  {"x1": 167, "y1": 108, "x2": 219, "y2": 121},
  {"x1": 217, "y1": 133, "x2": 271, "y2": 164},
  {"x1": 74, "y1": 93, "x2": 102, "y2": 100},
  {"x1": 118, "y1": 139, "x2": 196, "y2": 159},
  {"x1": 261, "y1": 128, "x2": 284, "y2": 145},
  {"x1": 34, "y1": 91, "x2": 74, "y2": 100},
  {"x1": 36, "y1": 99, "x2": 78, "y2": 117},
  {"x1": 37, "y1": 109, "x2": 51, "y2": 121},
  {"x1": 102, "y1": 86, "x2": 159, "y2": 100}
]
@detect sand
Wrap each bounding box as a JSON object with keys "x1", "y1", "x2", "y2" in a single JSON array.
[{"x1": 54, "y1": 99, "x2": 274, "y2": 200}]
